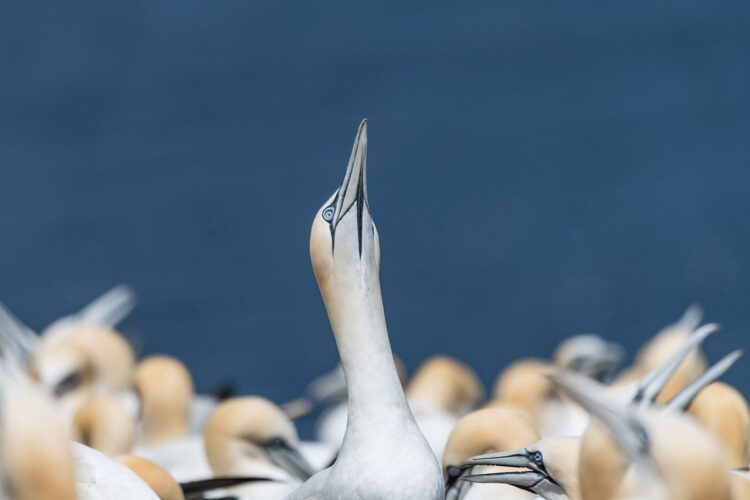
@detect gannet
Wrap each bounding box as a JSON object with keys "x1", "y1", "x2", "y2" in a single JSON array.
[
  {"x1": 554, "y1": 371, "x2": 732, "y2": 500},
  {"x1": 0, "y1": 352, "x2": 158, "y2": 500},
  {"x1": 463, "y1": 437, "x2": 580, "y2": 500},
  {"x1": 406, "y1": 355, "x2": 485, "y2": 458},
  {"x1": 199, "y1": 396, "x2": 321, "y2": 498},
  {"x1": 441, "y1": 406, "x2": 540, "y2": 500},
  {"x1": 13, "y1": 287, "x2": 138, "y2": 424},
  {"x1": 132, "y1": 356, "x2": 212, "y2": 482},
  {"x1": 552, "y1": 334, "x2": 623, "y2": 383},
  {"x1": 286, "y1": 119, "x2": 443, "y2": 499},
  {"x1": 490, "y1": 359, "x2": 586, "y2": 437},
  {"x1": 463, "y1": 330, "x2": 741, "y2": 500}
]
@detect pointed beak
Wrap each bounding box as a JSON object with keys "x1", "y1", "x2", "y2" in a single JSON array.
[
  {"x1": 632, "y1": 323, "x2": 718, "y2": 407},
  {"x1": 330, "y1": 119, "x2": 369, "y2": 252},
  {"x1": 461, "y1": 470, "x2": 548, "y2": 489},
  {"x1": 463, "y1": 449, "x2": 537, "y2": 470},
  {"x1": 460, "y1": 449, "x2": 564, "y2": 497}
]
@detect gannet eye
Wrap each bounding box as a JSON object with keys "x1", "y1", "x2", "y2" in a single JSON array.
[
  {"x1": 322, "y1": 206, "x2": 335, "y2": 222},
  {"x1": 533, "y1": 451, "x2": 543, "y2": 464}
]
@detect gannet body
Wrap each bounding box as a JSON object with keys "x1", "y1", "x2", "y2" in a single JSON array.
[
  {"x1": 117, "y1": 455, "x2": 186, "y2": 500},
  {"x1": 286, "y1": 120, "x2": 443, "y2": 499},
  {"x1": 73, "y1": 443, "x2": 160, "y2": 500}
]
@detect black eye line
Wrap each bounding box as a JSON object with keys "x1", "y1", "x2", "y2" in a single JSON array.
[
  {"x1": 355, "y1": 162, "x2": 365, "y2": 257},
  {"x1": 54, "y1": 370, "x2": 83, "y2": 397}
]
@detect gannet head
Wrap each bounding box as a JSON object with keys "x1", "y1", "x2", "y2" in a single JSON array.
[
  {"x1": 134, "y1": 356, "x2": 194, "y2": 445},
  {"x1": 204, "y1": 396, "x2": 316, "y2": 481},
  {"x1": 441, "y1": 406, "x2": 539, "y2": 499},
  {"x1": 31, "y1": 323, "x2": 135, "y2": 417},
  {"x1": 406, "y1": 356, "x2": 485, "y2": 416},
  {"x1": 117, "y1": 455, "x2": 185, "y2": 500},
  {"x1": 73, "y1": 395, "x2": 136, "y2": 456},
  {"x1": 461, "y1": 436, "x2": 579, "y2": 500},
  {"x1": 490, "y1": 359, "x2": 553, "y2": 424},
  {"x1": 552, "y1": 370, "x2": 732, "y2": 500},
  {"x1": 310, "y1": 119, "x2": 380, "y2": 303},
  {"x1": 554, "y1": 334, "x2": 624, "y2": 382}
]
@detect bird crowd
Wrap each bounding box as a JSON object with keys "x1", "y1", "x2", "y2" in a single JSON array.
[{"x1": 0, "y1": 120, "x2": 747, "y2": 499}]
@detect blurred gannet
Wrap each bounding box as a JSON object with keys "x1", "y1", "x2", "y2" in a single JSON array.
[
  {"x1": 12, "y1": 287, "x2": 139, "y2": 423},
  {"x1": 200, "y1": 396, "x2": 319, "y2": 498},
  {"x1": 490, "y1": 359, "x2": 585, "y2": 437},
  {"x1": 554, "y1": 371, "x2": 732, "y2": 500},
  {"x1": 464, "y1": 330, "x2": 741, "y2": 500},
  {"x1": 441, "y1": 406, "x2": 540, "y2": 500},
  {"x1": 553, "y1": 334, "x2": 623, "y2": 383},
  {"x1": 132, "y1": 356, "x2": 212, "y2": 482},
  {"x1": 286, "y1": 120, "x2": 443, "y2": 499},
  {"x1": 0, "y1": 350, "x2": 159, "y2": 499},
  {"x1": 406, "y1": 355, "x2": 485, "y2": 458}
]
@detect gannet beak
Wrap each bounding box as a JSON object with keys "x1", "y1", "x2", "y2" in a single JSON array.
[
  {"x1": 264, "y1": 438, "x2": 317, "y2": 481},
  {"x1": 461, "y1": 469, "x2": 549, "y2": 488},
  {"x1": 549, "y1": 372, "x2": 651, "y2": 462},
  {"x1": 463, "y1": 449, "x2": 537, "y2": 469},
  {"x1": 632, "y1": 323, "x2": 718, "y2": 407},
  {"x1": 460, "y1": 449, "x2": 565, "y2": 497},
  {"x1": 329, "y1": 119, "x2": 369, "y2": 253}
]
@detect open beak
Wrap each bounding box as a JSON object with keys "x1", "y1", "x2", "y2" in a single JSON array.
[
  {"x1": 330, "y1": 118, "x2": 369, "y2": 254},
  {"x1": 460, "y1": 449, "x2": 564, "y2": 497}
]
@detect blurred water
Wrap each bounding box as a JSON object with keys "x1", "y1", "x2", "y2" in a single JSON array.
[{"x1": 1, "y1": 2, "x2": 749, "y2": 435}]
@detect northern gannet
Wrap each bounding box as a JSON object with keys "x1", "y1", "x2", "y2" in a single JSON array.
[
  {"x1": 489, "y1": 359, "x2": 586, "y2": 437},
  {"x1": 441, "y1": 406, "x2": 540, "y2": 500},
  {"x1": 552, "y1": 334, "x2": 623, "y2": 383},
  {"x1": 463, "y1": 437, "x2": 580, "y2": 500},
  {"x1": 0, "y1": 353, "x2": 158, "y2": 500},
  {"x1": 201, "y1": 396, "x2": 319, "y2": 498},
  {"x1": 286, "y1": 119, "x2": 443, "y2": 499},
  {"x1": 554, "y1": 371, "x2": 732, "y2": 500}
]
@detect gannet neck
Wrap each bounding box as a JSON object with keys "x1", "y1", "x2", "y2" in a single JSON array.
[{"x1": 325, "y1": 265, "x2": 413, "y2": 439}]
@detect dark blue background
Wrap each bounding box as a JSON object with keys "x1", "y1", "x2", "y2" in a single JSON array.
[{"x1": 1, "y1": 2, "x2": 748, "y2": 433}]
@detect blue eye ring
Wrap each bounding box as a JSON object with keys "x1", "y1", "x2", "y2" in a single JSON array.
[
  {"x1": 533, "y1": 452, "x2": 543, "y2": 463},
  {"x1": 322, "y1": 206, "x2": 335, "y2": 222}
]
